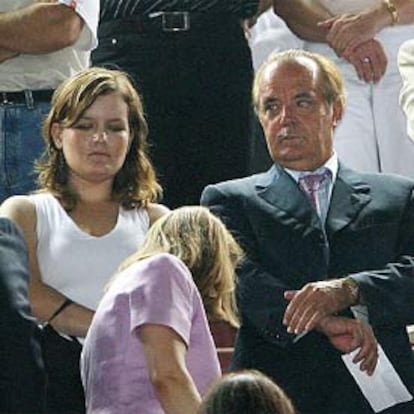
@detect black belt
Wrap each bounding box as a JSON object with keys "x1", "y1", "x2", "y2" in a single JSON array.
[
  {"x1": 0, "y1": 89, "x2": 54, "y2": 106},
  {"x1": 98, "y1": 12, "x2": 236, "y2": 37}
]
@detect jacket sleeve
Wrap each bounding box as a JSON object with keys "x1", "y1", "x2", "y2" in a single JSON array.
[
  {"x1": 351, "y1": 188, "x2": 414, "y2": 328},
  {"x1": 0, "y1": 217, "x2": 46, "y2": 413}
]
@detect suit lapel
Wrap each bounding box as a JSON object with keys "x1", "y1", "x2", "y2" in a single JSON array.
[
  {"x1": 327, "y1": 164, "x2": 372, "y2": 234},
  {"x1": 255, "y1": 165, "x2": 322, "y2": 230},
  {"x1": 255, "y1": 163, "x2": 372, "y2": 233}
]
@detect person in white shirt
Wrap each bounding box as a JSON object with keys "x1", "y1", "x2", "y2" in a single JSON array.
[{"x1": 0, "y1": 0, "x2": 99, "y2": 200}]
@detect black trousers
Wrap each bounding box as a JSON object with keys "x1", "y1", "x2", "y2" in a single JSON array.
[
  {"x1": 41, "y1": 326, "x2": 84, "y2": 413},
  {"x1": 93, "y1": 14, "x2": 254, "y2": 208}
]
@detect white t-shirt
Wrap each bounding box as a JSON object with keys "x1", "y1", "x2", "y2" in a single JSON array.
[
  {"x1": 0, "y1": 0, "x2": 99, "y2": 91},
  {"x1": 319, "y1": 0, "x2": 380, "y2": 14}
]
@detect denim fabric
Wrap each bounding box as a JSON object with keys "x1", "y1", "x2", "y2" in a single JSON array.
[{"x1": 0, "y1": 101, "x2": 50, "y2": 201}]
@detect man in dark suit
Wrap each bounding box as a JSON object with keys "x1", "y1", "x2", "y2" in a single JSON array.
[
  {"x1": 0, "y1": 217, "x2": 45, "y2": 413},
  {"x1": 201, "y1": 49, "x2": 414, "y2": 414}
]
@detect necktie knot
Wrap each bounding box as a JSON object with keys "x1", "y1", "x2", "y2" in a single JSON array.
[
  {"x1": 298, "y1": 169, "x2": 331, "y2": 212},
  {"x1": 299, "y1": 172, "x2": 328, "y2": 194}
]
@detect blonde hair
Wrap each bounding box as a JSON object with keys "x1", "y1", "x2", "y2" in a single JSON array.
[
  {"x1": 120, "y1": 206, "x2": 243, "y2": 327},
  {"x1": 36, "y1": 66, "x2": 161, "y2": 210},
  {"x1": 253, "y1": 49, "x2": 346, "y2": 115}
]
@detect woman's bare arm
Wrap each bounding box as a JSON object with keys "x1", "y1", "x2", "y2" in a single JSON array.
[
  {"x1": 139, "y1": 324, "x2": 201, "y2": 414},
  {"x1": 0, "y1": 196, "x2": 93, "y2": 337}
]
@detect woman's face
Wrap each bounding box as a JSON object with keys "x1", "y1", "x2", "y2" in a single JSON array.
[{"x1": 52, "y1": 91, "x2": 132, "y2": 186}]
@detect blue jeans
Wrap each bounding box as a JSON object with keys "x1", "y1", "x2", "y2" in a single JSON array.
[{"x1": 0, "y1": 101, "x2": 50, "y2": 201}]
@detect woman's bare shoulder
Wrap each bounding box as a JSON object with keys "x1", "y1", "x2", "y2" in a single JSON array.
[
  {"x1": 147, "y1": 203, "x2": 170, "y2": 226},
  {"x1": 0, "y1": 195, "x2": 36, "y2": 229}
]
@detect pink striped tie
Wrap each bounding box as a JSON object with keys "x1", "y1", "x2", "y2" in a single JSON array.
[{"x1": 298, "y1": 172, "x2": 327, "y2": 211}]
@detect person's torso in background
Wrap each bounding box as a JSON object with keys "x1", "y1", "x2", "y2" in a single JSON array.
[
  {"x1": 319, "y1": 0, "x2": 381, "y2": 14},
  {"x1": 99, "y1": 0, "x2": 259, "y2": 20},
  {"x1": 0, "y1": 0, "x2": 93, "y2": 91}
]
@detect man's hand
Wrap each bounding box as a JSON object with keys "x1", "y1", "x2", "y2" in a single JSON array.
[
  {"x1": 318, "y1": 10, "x2": 383, "y2": 57},
  {"x1": 317, "y1": 11, "x2": 387, "y2": 84},
  {"x1": 318, "y1": 316, "x2": 378, "y2": 376},
  {"x1": 345, "y1": 39, "x2": 387, "y2": 84},
  {"x1": 283, "y1": 278, "x2": 357, "y2": 334}
]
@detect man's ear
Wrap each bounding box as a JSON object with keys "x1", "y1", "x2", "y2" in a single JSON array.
[
  {"x1": 332, "y1": 100, "x2": 343, "y2": 127},
  {"x1": 51, "y1": 123, "x2": 63, "y2": 149}
]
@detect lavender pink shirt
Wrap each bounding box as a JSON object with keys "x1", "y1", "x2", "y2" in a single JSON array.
[{"x1": 81, "y1": 253, "x2": 221, "y2": 414}]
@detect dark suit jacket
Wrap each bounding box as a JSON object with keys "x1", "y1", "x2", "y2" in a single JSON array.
[
  {"x1": 0, "y1": 218, "x2": 45, "y2": 413},
  {"x1": 201, "y1": 163, "x2": 414, "y2": 414}
]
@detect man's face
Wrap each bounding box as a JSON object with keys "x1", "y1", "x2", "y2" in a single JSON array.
[{"x1": 257, "y1": 58, "x2": 342, "y2": 171}]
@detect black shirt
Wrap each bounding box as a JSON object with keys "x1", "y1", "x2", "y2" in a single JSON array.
[{"x1": 100, "y1": 0, "x2": 259, "y2": 20}]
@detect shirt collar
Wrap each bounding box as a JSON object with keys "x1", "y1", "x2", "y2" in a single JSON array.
[{"x1": 283, "y1": 152, "x2": 339, "y2": 183}]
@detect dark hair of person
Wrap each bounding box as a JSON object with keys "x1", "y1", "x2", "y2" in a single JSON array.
[{"x1": 198, "y1": 370, "x2": 296, "y2": 414}]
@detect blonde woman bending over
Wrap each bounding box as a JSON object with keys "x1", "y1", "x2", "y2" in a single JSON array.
[{"x1": 81, "y1": 206, "x2": 242, "y2": 414}]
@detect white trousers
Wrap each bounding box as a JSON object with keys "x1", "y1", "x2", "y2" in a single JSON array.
[{"x1": 398, "y1": 39, "x2": 414, "y2": 143}]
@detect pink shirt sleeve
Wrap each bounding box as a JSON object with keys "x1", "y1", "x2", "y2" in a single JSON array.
[{"x1": 129, "y1": 254, "x2": 195, "y2": 347}]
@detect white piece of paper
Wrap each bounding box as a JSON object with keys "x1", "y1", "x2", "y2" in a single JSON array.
[{"x1": 342, "y1": 344, "x2": 413, "y2": 413}]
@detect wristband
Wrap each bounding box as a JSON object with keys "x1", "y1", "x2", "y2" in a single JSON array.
[{"x1": 46, "y1": 298, "x2": 74, "y2": 324}]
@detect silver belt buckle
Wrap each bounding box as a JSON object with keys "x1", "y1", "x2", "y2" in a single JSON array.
[
  {"x1": 24, "y1": 90, "x2": 34, "y2": 109},
  {"x1": 161, "y1": 12, "x2": 190, "y2": 32}
]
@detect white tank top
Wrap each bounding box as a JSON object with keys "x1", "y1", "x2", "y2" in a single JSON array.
[
  {"x1": 319, "y1": 0, "x2": 380, "y2": 14},
  {"x1": 32, "y1": 193, "x2": 150, "y2": 310}
]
